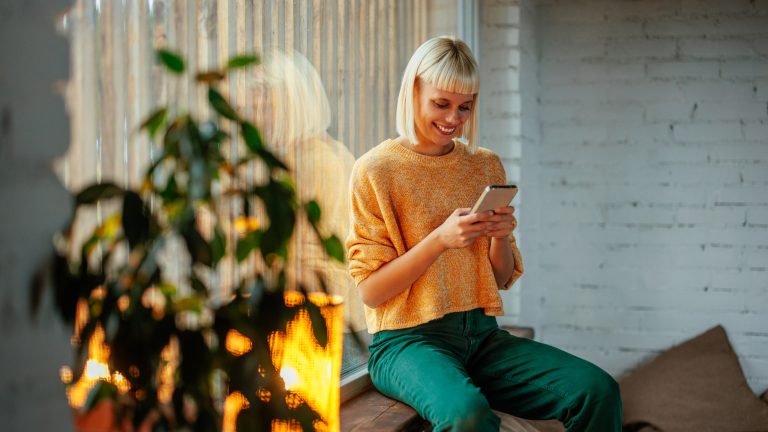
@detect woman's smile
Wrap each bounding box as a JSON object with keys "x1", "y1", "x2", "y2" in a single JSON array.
[{"x1": 434, "y1": 123, "x2": 457, "y2": 135}]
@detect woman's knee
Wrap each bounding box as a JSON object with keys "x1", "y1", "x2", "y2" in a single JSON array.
[
  {"x1": 433, "y1": 394, "x2": 499, "y2": 431},
  {"x1": 571, "y1": 363, "x2": 620, "y2": 404},
  {"x1": 566, "y1": 363, "x2": 622, "y2": 428}
]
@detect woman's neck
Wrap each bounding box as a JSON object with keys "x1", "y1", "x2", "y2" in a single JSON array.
[{"x1": 395, "y1": 136, "x2": 455, "y2": 156}]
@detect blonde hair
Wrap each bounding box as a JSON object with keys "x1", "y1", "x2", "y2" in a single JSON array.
[
  {"x1": 252, "y1": 48, "x2": 332, "y2": 147},
  {"x1": 396, "y1": 36, "x2": 480, "y2": 152}
]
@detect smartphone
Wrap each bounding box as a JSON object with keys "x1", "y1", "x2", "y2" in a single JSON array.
[{"x1": 470, "y1": 185, "x2": 518, "y2": 214}]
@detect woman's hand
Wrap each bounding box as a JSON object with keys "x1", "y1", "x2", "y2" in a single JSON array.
[
  {"x1": 434, "y1": 208, "x2": 494, "y2": 249},
  {"x1": 486, "y1": 206, "x2": 518, "y2": 287},
  {"x1": 485, "y1": 206, "x2": 517, "y2": 239}
]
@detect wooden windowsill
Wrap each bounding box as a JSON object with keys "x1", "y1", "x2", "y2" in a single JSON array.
[{"x1": 341, "y1": 389, "x2": 429, "y2": 432}]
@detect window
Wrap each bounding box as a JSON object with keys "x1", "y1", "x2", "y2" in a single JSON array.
[{"x1": 58, "y1": 0, "x2": 431, "y2": 377}]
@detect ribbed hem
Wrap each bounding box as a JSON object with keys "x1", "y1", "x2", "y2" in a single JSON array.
[{"x1": 367, "y1": 303, "x2": 504, "y2": 334}]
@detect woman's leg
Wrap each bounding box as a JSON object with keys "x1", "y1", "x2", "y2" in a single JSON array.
[
  {"x1": 469, "y1": 328, "x2": 622, "y2": 432},
  {"x1": 368, "y1": 331, "x2": 500, "y2": 431}
]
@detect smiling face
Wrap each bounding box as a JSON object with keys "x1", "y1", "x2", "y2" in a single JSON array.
[{"x1": 413, "y1": 80, "x2": 475, "y2": 154}]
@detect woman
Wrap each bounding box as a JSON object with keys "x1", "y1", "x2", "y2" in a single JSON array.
[{"x1": 346, "y1": 36, "x2": 622, "y2": 431}]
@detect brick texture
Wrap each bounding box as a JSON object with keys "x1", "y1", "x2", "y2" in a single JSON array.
[{"x1": 481, "y1": 0, "x2": 768, "y2": 394}]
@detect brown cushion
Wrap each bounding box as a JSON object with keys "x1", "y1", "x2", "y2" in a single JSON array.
[{"x1": 620, "y1": 325, "x2": 768, "y2": 432}]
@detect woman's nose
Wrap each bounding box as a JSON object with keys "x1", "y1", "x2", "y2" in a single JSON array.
[{"x1": 445, "y1": 109, "x2": 461, "y2": 124}]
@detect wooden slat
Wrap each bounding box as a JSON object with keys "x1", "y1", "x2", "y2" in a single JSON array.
[{"x1": 340, "y1": 390, "x2": 422, "y2": 432}]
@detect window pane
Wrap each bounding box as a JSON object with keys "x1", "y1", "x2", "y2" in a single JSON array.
[{"x1": 61, "y1": 0, "x2": 428, "y2": 377}]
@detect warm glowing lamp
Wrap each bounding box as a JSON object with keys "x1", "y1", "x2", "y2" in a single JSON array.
[{"x1": 269, "y1": 291, "x2": 344, "y2": 432}]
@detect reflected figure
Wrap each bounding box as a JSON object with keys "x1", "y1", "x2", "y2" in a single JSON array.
[{"x1": 251, "y1": 48, "x2": 366, "y2": 334}]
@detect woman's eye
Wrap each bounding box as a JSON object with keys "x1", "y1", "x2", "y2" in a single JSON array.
[
  {"x1": 433, "y1": 102, "x2": 448, "y2": 109},
  {"x1": 459, "y1": 106, "x2": 471, "y2": 112}
]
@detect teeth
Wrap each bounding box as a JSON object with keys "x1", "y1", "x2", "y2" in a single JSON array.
[{"x1": 435, "y1": 124, "x2": 456, "y2": 134}]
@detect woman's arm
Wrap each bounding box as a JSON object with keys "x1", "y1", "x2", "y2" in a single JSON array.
[
  {"x1": 485, "y1": 206, "x2": 518, "y2": 288},
  {"x1": 357, "y1": 208, "x2": 491, "y2": 308}
]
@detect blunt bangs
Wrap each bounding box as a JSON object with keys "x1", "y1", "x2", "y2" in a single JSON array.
[{"x1": 419, "y1": 51, "x2": 479, "y2": 96}]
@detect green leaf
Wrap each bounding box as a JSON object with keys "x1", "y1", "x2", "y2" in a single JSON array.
[
  {"x1": 76, "y1": 183, "x2": 124, "y2": 205},
  {"x1": 160, "y1": 175, "x2": 180, "y2": 204},
  {"x1": 82, "y1": 380, "x2": 117, "y2": 413},
  {"x1": 51, "y1": 253, "x2": 79, "y2": 323},
  {"x1": 258, "y1": 147, "x2": 289, "y2": 171},
  {"x1": 306, "y1": 302, "x2": 328, "y2": 348},
  {"x1": 304, "y1": 200, "x2": 321, "y2": 224},
  {"x1": 172, "y1": 296, "x2": 203, "y2": 313},
  {"x1": 140, "y1": 107, "x2": 167, "y2": 139},
  {"x1": 240, "y1": 121, "x2": 264, "y2": 154},
  {"x1": 226, "y1": 54, "x2": 259, "y2": 70},
  {"x1": 82, "y1": 233, "x2": 101, "y2": 256},
  {"x1": 156, "y1": 49, "x2": 185, "y2": 74},
  {"x1": 122, "y1": 191, "x2": 150, "y2": 249},
  {"x1": 162, "y1": 119, "x2": 183, "y2": 157},
  {"x1": 207, "y1": 88, "x2": 239, "y2": 121},
  {"x1": 322, "y1": 235, "x2": 345, "y2": 263},
  {"x1": 182, "y1": 224, "x2": 213, "y2": 267},
  {"x1": 190, "y1": 272, "x2": 207, "y2": 294},
  {"x1": 158, "y1": 283, "x2": 177, "y2": 297},
  {"x1": 211, "y1": 225, "x2": 226, "y2": 266},
  {"x1": 255, "y1": 181, "x2": 296, "y2": 258},
  {"x1": 236, "y1": 230, "x2": 263, "y2": 262},
  {"x1": 195, "y1": 70, "x2": 225, "y2": 83}
]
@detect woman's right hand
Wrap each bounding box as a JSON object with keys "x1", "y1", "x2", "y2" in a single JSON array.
[{"x1": 434, "y1": 208, "x2": 493, "y2": 249}]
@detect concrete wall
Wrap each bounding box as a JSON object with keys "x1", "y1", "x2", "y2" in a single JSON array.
[
  {"x1": 480, "y1": 0, "x2": 768, "y2": 394},
  {"x1": 0, "y1": 1, "x2": 74, "y2": 430}
]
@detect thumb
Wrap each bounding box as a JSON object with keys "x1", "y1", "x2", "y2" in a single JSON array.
[{"x1": 456, "y1": 207, "x2": 471, "y2": 217}]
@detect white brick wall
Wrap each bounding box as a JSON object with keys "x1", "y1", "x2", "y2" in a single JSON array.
[
  {"x1": 479, "y1": 0, "x2": 539, "y2": 325},
  {"x1": 481, "y1": 0, "x2": 768, "y2": 394},
  {"x1": 0, "y1": 1, "x2": 74, "y2": 430}
]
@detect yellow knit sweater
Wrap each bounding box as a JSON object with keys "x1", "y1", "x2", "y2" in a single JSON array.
[{"x1": 346, "y1": 139, "x2": 523, "y2": 333}]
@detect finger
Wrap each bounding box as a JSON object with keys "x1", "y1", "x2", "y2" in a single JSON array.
[
  {"x1": 455, "y1": 207, "x2": 472, "y2": 217},
  {"x1": 486, "y1": 224, "x2": 513, "y2": 235},
  {"x1": 464, "y1": 211, "x2": 492, "y2": 224},
  {"x1": 487, "y1": 214, "x2": 515, "y2": 225},
  {"x1": 492, "y1": 206, "x2": 515, "y2": 215},
  {"x1": 465, "y1": 221, "x2": 490, "y2": 234},
  {"x1": 487, "y1": 220, "x2": 517, "y2": 232}
]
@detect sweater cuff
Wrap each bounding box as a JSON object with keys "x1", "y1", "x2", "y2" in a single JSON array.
[{"x1": 501, "y1": 235, "x2": 524, "y2": 289}]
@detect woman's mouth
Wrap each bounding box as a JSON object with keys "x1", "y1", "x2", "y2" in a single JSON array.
[{"x1": 434, "y1": 123, "x2": 456, "y2": 135}]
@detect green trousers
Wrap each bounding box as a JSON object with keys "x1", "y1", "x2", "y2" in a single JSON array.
[{"x1": 368, "y1": 309, "x2": 622, "y2": 432}]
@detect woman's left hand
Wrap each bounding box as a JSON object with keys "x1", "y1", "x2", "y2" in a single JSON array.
[{"x1": 485, "y1": 206, "x2": 517, "y2": 239}]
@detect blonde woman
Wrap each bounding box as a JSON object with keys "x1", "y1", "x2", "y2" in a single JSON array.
[{"x1": 347, "y1": 36, "x2": 622, "y2": 431}]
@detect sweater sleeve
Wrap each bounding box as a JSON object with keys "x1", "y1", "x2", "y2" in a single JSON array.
[
  {"x1": 346, "y1": 162, "x2": 398, "y2": 285},
  {"x1": 489, "y1": 152, "x2": 524, "y2": 289}
]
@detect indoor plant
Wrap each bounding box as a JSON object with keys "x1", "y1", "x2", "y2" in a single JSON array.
[{"x1": 33, "y1": 49, "x2": 346, "y2": 432}]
